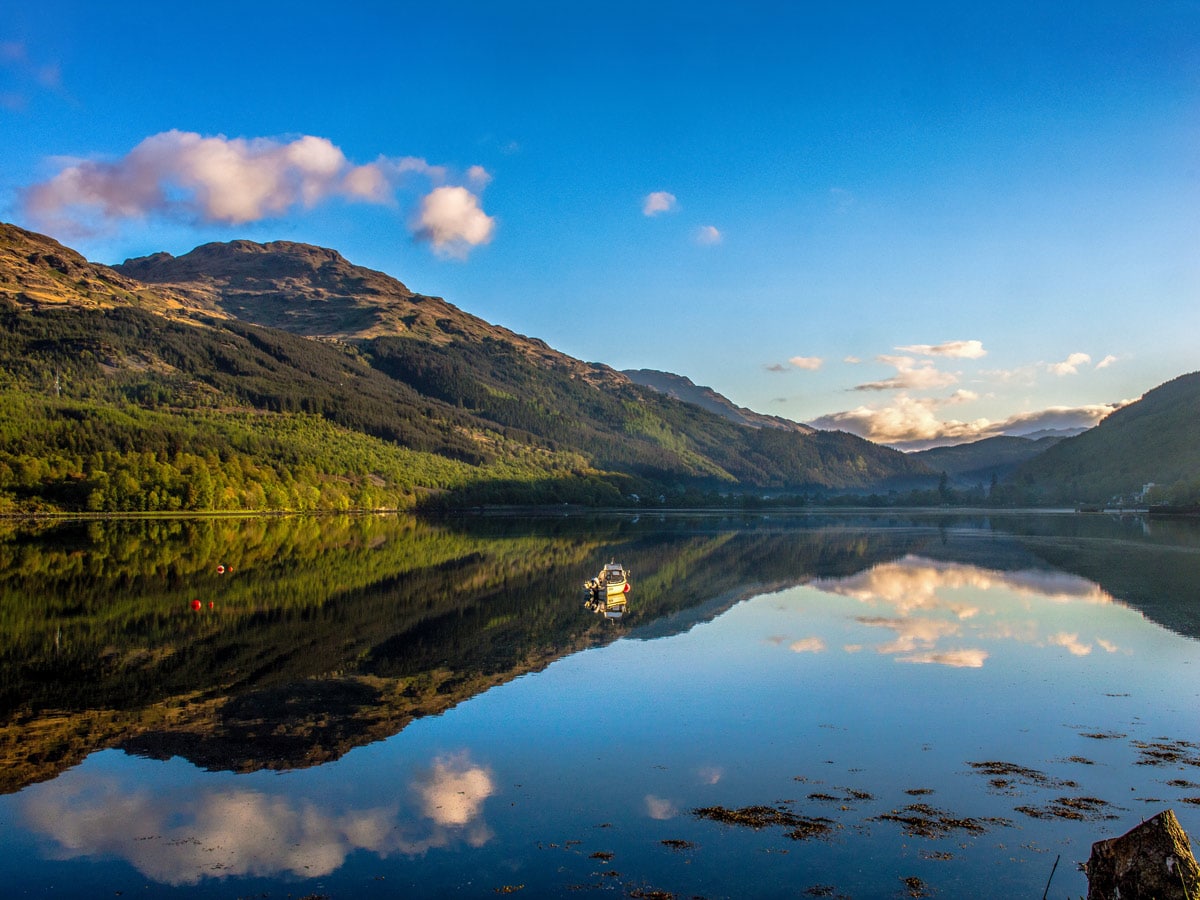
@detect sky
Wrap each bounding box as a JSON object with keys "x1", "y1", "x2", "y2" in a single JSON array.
[{"x1": 2, "y1": 1, "x2": 1197, "y2": 449}]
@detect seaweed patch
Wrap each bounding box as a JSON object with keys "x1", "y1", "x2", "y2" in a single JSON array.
[
  {"x1": 870, "y1": 803, "x2": 1011, "y2": 838},
  {"x1": 1014, "y1": 796, "x2": 1118, "y2": 821},
  {"x1": 692, "y1": 805, "x2": 835, "y2": 840}
]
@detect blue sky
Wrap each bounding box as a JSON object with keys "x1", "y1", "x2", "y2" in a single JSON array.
[{"x1": 2, "y1": 1, "x2": 1197, "y2": 448}]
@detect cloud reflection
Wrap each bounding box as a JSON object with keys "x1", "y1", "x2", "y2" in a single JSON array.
[
  {"x1": 897, "y1": 648, "x2": 989, "y2": 668},
  {"x1": 21, "y1": 751, "x2": 495, "y2": 885},
  {"x1": 645, "y1": 795, "x2": 679, "y2": 819},
  {"x1": 803, "y1": 557, "x2": 1121, "y2": 669},
  {"x1": 790, "y1": 636, "x2": 826, "y2": 653}
]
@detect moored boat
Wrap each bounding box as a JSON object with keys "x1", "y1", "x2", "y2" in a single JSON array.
[{"x1": 584, "y1": 561, "x2": 630, "y2": 599}]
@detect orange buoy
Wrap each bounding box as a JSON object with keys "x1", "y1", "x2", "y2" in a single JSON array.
[{"x1": 191, "y1": 599, "x2": 201, "y2": 611}]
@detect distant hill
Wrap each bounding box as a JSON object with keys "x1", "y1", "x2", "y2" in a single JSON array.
[
  {"x1": 0, "y1": 223, "x2": 935, "y2": 512},
  {"x1": 623, "y1": 368, "x2": 814, "y2": 433},
  {"x1": 1008, "y1": 371, "x2": 1200, "y2": 505},
  {"x1": 1009, "y1": 426, "x2": 1089, "y2": 441},
  {"x1": 912, "y1": 435, "x2": 1063, "y2": 487}
]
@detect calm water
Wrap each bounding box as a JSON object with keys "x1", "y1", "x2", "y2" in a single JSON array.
[{"x1": 1, "y1": 511, "x2": 1198, "y2": 898}]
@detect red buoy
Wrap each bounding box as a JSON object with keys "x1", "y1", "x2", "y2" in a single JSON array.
[
  {"x1": 208, "y1": 601, "x2": 214, "y2": 610},
  {"x1": 216, "y1": 565, "x2": 226, "y2": 574},
  {"x1": 191, "y1": 599, "x2": 201, "y2": 611},
  {"x1": 623, "y1": 582, "x2": 630, "y2": 593}
]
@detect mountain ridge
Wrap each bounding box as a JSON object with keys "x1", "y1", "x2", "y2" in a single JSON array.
[
  {"x1": 0, "y1": 222, "x2": 939, "y2": 511},
  {"x1": 623, "y1": 368, "x2": 814, "y2": 434},
  {"x1": 115, "y1": 238, "x2": 623, "y2": 387}
]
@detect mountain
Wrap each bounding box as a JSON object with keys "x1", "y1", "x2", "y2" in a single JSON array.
[
  {"x1": 912, "y1": 435, "x2": 1063, "y2": 487},
  {"x1": 0, "y1": 223, "x2": 935, "y2": 512},
  {"x1": 0, "y1": 222, "x2": 215, "y2": 319},
  {"x1": 1008, "y1": 426, "x2": 1089, "y2": 441},
  {"x1": 115, "y1": 240, "x2": 602, "y2": 379},
  {"x1": 1007, "y1": 371, "x2": 1200, "y2": 505},
  {"x1": 623, "y1": 368, "x2": 814, "y2": 433}
]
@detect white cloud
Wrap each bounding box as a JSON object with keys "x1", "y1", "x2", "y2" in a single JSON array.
[
  {"x1": 788, "y1": 356, "x2": 823, "y2": 371},
  {"x1": 414, "y1": 185, "x2": 496, "y2": 259},
  {"x1": 642, "y1": 191, "x2": 677, "y2": 216},
  {"x1": 1049, "y1": 352, "x2": 1091, "y2": 376},
  {"x1": 809, "y1": 393, "x2": 1122, "y2": 449},
  {"x1": 810, "y1": 394, "x2": 990, "y2": 446},
  {"x1": 895, "y1": 340, "x2": 987, "y2": 360},
  {"x1": 843, "y1": 356, "x2": 862, "y2": 364},
  {"x1": 23, "y1": 130, "x2": 494, "y2": 257},
  {"x1": 1096, "y1": 355, "x2": 1118, "y2": 369},
  {"x1": 695, "y1": 225, "x2": 722, "y2": 245}
]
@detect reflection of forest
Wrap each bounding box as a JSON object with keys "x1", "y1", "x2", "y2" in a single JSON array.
[{"x1": 1, "y1": 512, "x2": 1196, "y2": 793}]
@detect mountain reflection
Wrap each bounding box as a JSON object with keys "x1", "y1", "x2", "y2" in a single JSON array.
[
  {"x1": 1, "y1": 512, "x2": 1197, "y2": 793},
  {"x1": 20, "y1": 750, "x2": 495, "y2": 884},
  {"x1": 806, "y1": 556, "x2": 1125, "y2": 668}
]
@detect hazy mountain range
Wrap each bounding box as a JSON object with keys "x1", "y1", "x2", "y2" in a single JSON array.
[{"x1": 1, "y1": 221, "x2": 1196, "y2": 511}]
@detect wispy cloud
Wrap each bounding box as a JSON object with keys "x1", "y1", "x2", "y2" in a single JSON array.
[
  {"x1": 642, "y1": 190, "x2": 677, "y2": 216},
  {"x1": 23, "y1": 130, "x2": 494, "y2": 258},
  {"x1": 853, "y1": 355, "x2": 958, "y2": 392},
  {"x1": 1, "y1": 40, "x2": 65, "y2": 110},
  {"x1": 695, "y1": 224, "x2": 722, "y2": 245},
  {"x1": 767, "y1": 356, "x2": 824, "y2": 373},
  {"x1": 466, "y1": 164, "x2": 493, "y2": 188},
  {"x1": 895, "y1": 340, "x2": 987, "y2": 360},
  {"x1": 1096, "y1": 354, "x2": 1118, "y2": 369}
]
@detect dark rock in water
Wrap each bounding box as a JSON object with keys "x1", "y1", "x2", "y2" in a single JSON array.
[{"x1": 1085, "y1": 809, "x2": 1199, "y2": 899}]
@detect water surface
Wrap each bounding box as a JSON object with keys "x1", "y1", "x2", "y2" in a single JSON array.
[{"x1": 1, "y1": 512, "x2": 1198, "y2": 897}]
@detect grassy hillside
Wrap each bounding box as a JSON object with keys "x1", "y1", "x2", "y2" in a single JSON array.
[
  {"x1": 0, "y1": 224, "x2": 934, "y2": 512},
  {"x1": 1007, "y1": 371, "x2": 1200, "y2": 505}
]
